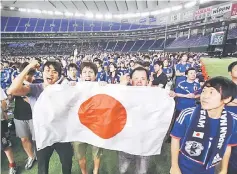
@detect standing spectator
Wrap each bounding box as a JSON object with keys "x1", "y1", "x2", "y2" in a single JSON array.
[
  {"x1": 73, "y1": 62, "x2": 103, "y2": 174},
  {"x1": 106, "y1": 63, "x2": 120, "y2": 84},
  {"x1": 150, "y1": 60, "x2": 168, "y2": 88},
  {"x1": 12, "y1": 62, "x2": 37, "y2": 170},
  {"x1": 66, "y1": 63, "x2": 80, "y2": 82},
  {"x1": 94, "y1": 58, "x2": 106, "y2": 82},
  {"x1": 1, "y1": 87, "x2": 18, "y2": 174},
  {"x1": 7, "y1": 60, "x2": 73, "y2": 174}
]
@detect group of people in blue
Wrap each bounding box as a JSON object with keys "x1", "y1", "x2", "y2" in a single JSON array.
[{"x1": 1, "y1": 51, "x2": 236, "y2": 174}]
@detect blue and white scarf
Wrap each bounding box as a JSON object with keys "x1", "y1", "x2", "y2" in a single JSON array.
[{"x1": 180, "y1": 105, "x2": 233, "y2": 169}]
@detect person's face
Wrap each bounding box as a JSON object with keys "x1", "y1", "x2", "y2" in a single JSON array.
[
  {"x1": 200, "y1": 87, "x2": 229, "y2": 110},
  {"x1": 109, "y1": 64, "x2": 116, "y2": 73},
  {"x1": 163, "y1": 60, "x2": 169, "y2": 67},
  {"x1": 154, "y1": 64, "x2": 161, "y2": 73},
  {"x1": 80, "y1": 67, "x2": 96, "y2": 81},
  {"x1": 230, "y1": 65, "x2": 237, "y2": 79},
  {"x1": 95, "y1": 61, "x2": 101, "y2": 68},
  {"x1": 110, "y1": 59, "x2": 114, "y2": 63},
  {"x1": 120, "y1": 63, "x2": 125, "y2": 68},
  {"x1": 3, "y1": 63, "x2": 9, "y2": 68},
  {"x1": 145, "y1": 58, "x2": 150, "y2": 62},
  {"x1": 189, "y1": 58, "x2": 194, "y2": 63},
  {"x1": 187, "y1": 70, "x2": 196, "y2": 81},
  {"x1": 131, "y1": 70, "x2": 148, "y2": 86},
  {"x1": 43, "y1": 65, "x2": 59, "y2": 85},
  {"x1": 130, "y1": 61, "x2": 135, "y2": 67},
  {"x1": 25, "y1": 74, "x2": 34, "y2": 83},
  {"x1": 69, "y1": 67, "x2": 77, "y2": 77},
  {"x1": 182, "y1": 55, "x2": 188, "y2": 62}
]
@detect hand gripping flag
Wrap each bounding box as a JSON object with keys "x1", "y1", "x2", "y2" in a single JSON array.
[{"x1": 33, "y1": 82, "x2": 175, "y2": 156}]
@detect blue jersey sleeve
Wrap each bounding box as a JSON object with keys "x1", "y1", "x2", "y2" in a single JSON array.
[
  {"x1": 170, "y1": 108, "x2": 194, "y2": 139},
  {"x1": 229, "y1": 114, "x2": 237, "y2": 146}
]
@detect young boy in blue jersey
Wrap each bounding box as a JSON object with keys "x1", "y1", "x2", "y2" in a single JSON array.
[
  {"x1": 174, "y1": 68, "x2": 201, "y2": 120},
  {"x1": 66, "y1": 63, "x2": 80, "y2": 82},
  {"x1": 163, "y1": 59, "x2": 173, "y2": 81},
  {"x1": 94, "y1": 58, "x2": 106, "y2": 82},
  {"x1": 170, "y1": 76, "x2": 237, "y2": 174},
  {"x1": 226, "y1": 61, "x2": 237, "y2": 174},
  {"x1": 175, "y1": 54, "x2": 191, "y2": 87}
]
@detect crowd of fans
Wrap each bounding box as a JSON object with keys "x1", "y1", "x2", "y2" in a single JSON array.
[{"x1": 1, "y1": 51, "x2": 237, "y2": 174}]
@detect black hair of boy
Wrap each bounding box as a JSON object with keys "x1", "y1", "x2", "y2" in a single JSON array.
[
  {"x1": 68, "y1": 63, "x2": 78, "y2": 70},
  {"x1": 202, "y1": 76, "x2": 237, "y2": 102},
  {"x1": 228, "y1": 61, "x2": 237, "y2": 72},
  {"x1": 154, "y1": 60, "x2": 164, "y2": 68},
  {"x1": 185, "y1": 67, "x2": 196, "y2": 75},
  {"x1": 80, "y1": 62, "x2": 98, "y2": 75},
  {"x1": 43, "y1": 61, "x2": 62, "y2": 76}
]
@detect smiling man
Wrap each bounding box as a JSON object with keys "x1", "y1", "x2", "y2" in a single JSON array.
[{"x1": 7, "y1": 60, "x2": 73, "y2": 174}]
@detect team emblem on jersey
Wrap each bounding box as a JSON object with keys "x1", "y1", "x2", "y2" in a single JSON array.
[
  {"x1": 193, "y1": 84, "x2": 198, "y2": 91},
  {"x1": 167, "y1": 69, "x2": 170, "y2": 74},
  {"x1": 185, "y1": 141, "x2": 204, "y2": 156}
]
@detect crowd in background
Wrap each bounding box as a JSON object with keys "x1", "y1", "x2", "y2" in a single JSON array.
[{"x1": 1, "y1": 51, "x2": 237, "y2": 174}]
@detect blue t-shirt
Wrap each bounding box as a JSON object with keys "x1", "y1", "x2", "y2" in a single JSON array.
[
  {"x1": 106, "y1": 74, "x2": 120, "y2": 84},
  {"x1": 1, "y1": 69, "x2": 11, "y2": 89},
  {"x1": 175, "y1": 63, "x2": 191, "y2": 86},
  {"x1": 11, "y1": 70, "x2": 20, "y2": 80},
  {"x1": 175, "y1": 81, "x2": 201, "y2": 111},
  {"x1": 163, "y1": 67, "x2": 173, "y2": 76},
  {"x1": 171, "y1": 108, "x2": 237, "y2": 174},
  {"x1": 96, "y1": 71, "x2": 106, "y2": 82}
]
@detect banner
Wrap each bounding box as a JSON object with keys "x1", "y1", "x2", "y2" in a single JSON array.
[
  {"x1": 182, "y1": 10, "x2": 194, "y2": 21},
  {"x1": 194, "y1": 7, "x2": 212, "y2": 20},
  {"x1": 33, "y1": 83, "x2": 175, "y2": 156},
  {"x1": 212, "y1": 3, "x2": 232, "y2": 17},
  {"x1": 149, "y1": 17, "x2": 157, "y2": 23},
  {"x1": 231, "y1": 3, "x2": 237, "y2": 18}
]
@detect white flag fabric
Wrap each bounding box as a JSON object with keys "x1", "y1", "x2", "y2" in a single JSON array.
[{"x1": 33, "y1": 82, "x2": 175, "y2": 156}]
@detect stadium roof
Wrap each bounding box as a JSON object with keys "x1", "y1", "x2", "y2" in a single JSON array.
[{"x1": 1, "y1": 0, "x2": 183, "y2": 16}]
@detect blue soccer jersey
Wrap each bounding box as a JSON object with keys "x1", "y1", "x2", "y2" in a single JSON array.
[
  {"x1": 175, "y1": 81, "x2": 201, "y2": 111},
  {"x1": 171, "y1": 108, "x2": 237, "y2": 174},
  {"x1": 175, "y1": 63, "x2": 191, "y2": 86},
  {"x1": 96, "y1": 71, "x2": 106, "y2": 82}
]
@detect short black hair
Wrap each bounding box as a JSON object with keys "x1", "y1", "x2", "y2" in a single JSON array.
[
  {"x1": 202, "y1": 76, "x2": 237, "y2": 102},
  {"x1": 185, "y1": 67, "x2": 196, "y2": 75},
  {"x1": 20, "y1": 62, "x2": 36, "y2": 76},
  {"x1": 43, "y1": 61, "x2": 62, "y2": 76},
  {"x1": 143, "y1": 61, "x2": 150, "y2": 68},
  {"x1": 80, "y1": 62, "x2": 98, "y2": 75},
  {"x1": 130, "y1": 67, "x2": 149, "y2": 80},
  {"x1": 144, "y1": 55, "x2": 150, "y2": 60},
  {"x1": 93, "y1": 58, "x2": 103, "y2": 65},
  {"x1": 154, "y1": 60, "x2": 164, "y2": 68},
  {"x1": 68, "y1": 63, "x2": 78, "y2": 70},
  {"x1": 228, "y1": 61, "x2": 237, "y2": 72}
]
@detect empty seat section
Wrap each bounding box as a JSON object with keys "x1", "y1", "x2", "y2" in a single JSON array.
[
  {"x1": 92, "y1": 21, "x2": 102, "y2": 31},
  {"x1": 6, "y1": 17, "x2": 20, "y2": 32},
  {"x1": 60, "y1": 19, "x2": 68, "y2": 32},
  {"x1": 26, "y1": 18, "x2": 37, "y2": 32},
  {"x1": 140, "y1": 40, "x2": 155, "y2": 51},
  {"x1": 122, "y1": 41, "x2": 135, "y2": 52},
  {"x1": 68, "y1": 19, "x2": 76, "y2": 32},
  {"x1": 111, "y1": 23, "x2": 120, "y2": 31},
  {"x1": 106, "y1": 42, "x2": 117, "y2": 51},
  {"x1": 114, "y1": 41, "x2": 126, "y2": 52},
  {"x1": 1, "y1": 17, "x2": 8, "y2": 32},
  {"x1": 75, "y1": 19, "x2": 83, "y2": 31},
  {"x1": 35, "y1": 19, "x2": 45, "y2": 32},
  {"x1": 84, "y1": 20, "x2": 93, "y2": 31},
  {"x1": 52, "y1": 19, "x2": 61, "y2": 32},
  {"x1": 130, "y1": 40, "x2": 145, "y2": 52},
  {"x1": 130, "y1": 24, "x2": 140, "y2": 30},
  {"x1": 120, "y1": 24, "x2": 131, "y2": 31},
  {"x1": 44, "y1": 19, "x2": 53, "y2": 32},
  {"x1": 102, "y1": 22, "x2": 111, "y2": 31}
]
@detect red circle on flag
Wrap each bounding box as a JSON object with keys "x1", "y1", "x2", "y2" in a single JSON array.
[
  {"x1": 196, "y1": 133, "x2": 200, "y2": 136},
  {"x1": 78, "y1": 94, "x2": 127, "y2": 139}
]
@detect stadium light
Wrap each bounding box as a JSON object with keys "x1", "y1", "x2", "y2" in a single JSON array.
[
  {"x1": 19, "y1": 8, "x2": 26, "y2": 12},
  {"x1": 75, "y1": 12, "x2": 83, "y2": 17},
  {"x1": 200, "y1": 0, "x2": 213, "y2": 4},
  {"x1": 42, "y1": 10, "x2": 48, "y2": 14},
  {"x1": 64, "y1": 12, "x2": 73, "y2": 17},
  {"x1": 171, "y1": 5, "x2": 182, "y2": 11},
  {"x1": 27, "y1": 9, "x2": 32, "y2": 13},
  {"x1": 150, "y1": 10, "x2": 161, "y2": 15},
  {"x1": 85, "y1": 12, "x2": 94, "y2": 18},
  {"x1": 55, "y1": 11, "x2": 63, "y2": 15},
  {"x1": 184, "y1": 1, "x2": 196, "y2": 8},
  {"x1": 114, "y1": 14, "x2": 123, "y2": 19},
  {"x1": 135, "y1": 13, "x2": 141, "y2": 17},
  {"x1": 105, "y1": 13, "x2": 112, "y2": 19},
  {"x1": 10, "y1": 7, "x2": 15, "y2": 10},
  {"x1": 95, "y1": 13, "x2": 103, "y2": 19},
  {"x1": 32, "y1": 9, "x2": 41, "y2": 14},
  {"x1": 141, "y1": 12, "x2": 150, "y2": 17},
  {"x1": 47, "y1": 11, "x2": 53, "y2": 15}
]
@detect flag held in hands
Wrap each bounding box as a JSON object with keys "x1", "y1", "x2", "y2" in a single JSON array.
[{"x1": 33, "y1": 83, "x2": 175, "y2": 156}]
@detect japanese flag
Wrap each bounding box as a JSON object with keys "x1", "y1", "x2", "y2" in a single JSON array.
[
  {"x1": 33, "y1": 82, "x2": 175, "y2": 156},
  {"x1": 192, "y1": 131, "x2": 204, "y2": 139}
]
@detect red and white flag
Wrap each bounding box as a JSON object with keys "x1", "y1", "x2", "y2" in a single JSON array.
[
  {"x1": 33, "y1": 83, "x2": 175, "y2": 156},
  {"x1": 192, "y1": 131, "x2": 204, "y2": 139}
]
